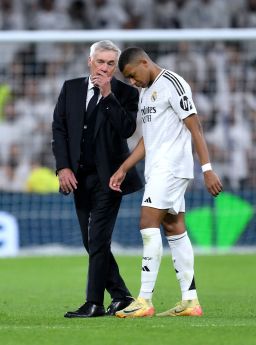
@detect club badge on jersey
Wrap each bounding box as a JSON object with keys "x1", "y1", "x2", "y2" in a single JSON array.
[{"x1": 151, "y1": 91, "x2": 157, "y2": 102}]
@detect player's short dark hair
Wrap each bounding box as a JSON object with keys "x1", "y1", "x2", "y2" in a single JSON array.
[{"x1": 118, "y1": 47, "x2": 146, "y2": 72}]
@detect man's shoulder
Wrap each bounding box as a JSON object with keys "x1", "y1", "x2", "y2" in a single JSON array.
[
  {"x1": 161, "y1": 69, "x2": 191, "y2": 96},
  {"x1": 64, "y1": 77, "x2": 87, "y2": 87},
  {"x1": 63, "y1": 77, "x2": 86, "y2": 90},
  {"x1": 112, "y1": 77, "x2": 138, "y2": 94},
  {"x1": 162, "y1": 69, "x2": 188, "y2": 86}
]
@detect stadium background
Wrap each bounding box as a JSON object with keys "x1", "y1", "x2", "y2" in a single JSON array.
[{"x1": 0, "y1": 0, "x2": 256, "y2": 255}]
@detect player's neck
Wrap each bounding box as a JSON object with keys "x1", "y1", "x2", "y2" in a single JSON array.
[{"x1": 148, "y1": 65, "x2": 163, "y2": 87}]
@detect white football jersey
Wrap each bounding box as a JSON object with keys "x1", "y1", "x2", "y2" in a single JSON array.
[{"x1": 139, "y1": 69, "x2": 197, "y2": 179}]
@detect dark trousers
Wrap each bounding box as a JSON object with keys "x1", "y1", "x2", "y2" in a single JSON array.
[{"x1": 74, "y1": 170, "x2": 131, "y2": 305}]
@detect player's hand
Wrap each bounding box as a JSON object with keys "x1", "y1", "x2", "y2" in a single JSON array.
[
  {"x1": 204, "y1": 170, "x2": 223, "y2": 197},
  {"x1": 58, "y1": 168, "x2": 78, "y2": 194},
  {"x1": 109, "y1": 168, "x2": 126, "y2": 192}
]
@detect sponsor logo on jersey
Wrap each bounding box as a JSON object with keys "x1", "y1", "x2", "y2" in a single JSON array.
[
  {"x1": 141, "y1": 106, "x2": 156, "y2": 115},
  {"x1": 142, "y1": 115, "x2": 151, "y2": 123},
  {"x1": 180, "y1": 95, "x2": 193, "y2": 111},
  {"x1": 141, "y1": 107, "x2": 155, "y2": 124},
  {"x1": 151, "y1": 91, "x2": 157, "y2": 102}
]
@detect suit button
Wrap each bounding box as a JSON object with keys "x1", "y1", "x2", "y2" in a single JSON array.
[{"x1": 84, "y1": 125, "x2": 87, "y2": 129}]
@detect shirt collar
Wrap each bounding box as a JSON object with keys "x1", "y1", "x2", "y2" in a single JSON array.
[{"x1": 88, "y1": 76, "x2": 94, "y2": 90}]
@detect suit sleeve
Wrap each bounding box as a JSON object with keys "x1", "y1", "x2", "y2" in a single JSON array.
[
  {"x1": 100, "y1": 84, "x2": 139, "y2": 138},
  {"x1": 52, "y1": 81, "x2": 71, "y2": 172}
]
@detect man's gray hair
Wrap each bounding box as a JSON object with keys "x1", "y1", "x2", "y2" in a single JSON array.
[{"x1": 89, "y1": 40, "x2": 121, "y2": 59}]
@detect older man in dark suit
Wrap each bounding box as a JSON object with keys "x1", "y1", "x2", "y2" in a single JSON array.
[{"x1": 52, "y1": 40, "x2": 142, "y2": 318}]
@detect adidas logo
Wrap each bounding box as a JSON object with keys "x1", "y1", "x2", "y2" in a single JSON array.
[
  {"x1": 144, "y1": 197, "x2": 152, "y2": 203},
  {"x1": 142, "y1": 266, "x2": 150, "y2": 272}
]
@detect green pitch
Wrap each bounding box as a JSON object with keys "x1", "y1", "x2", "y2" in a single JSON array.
[{"x1": 1, "y1": 254, "x2": 256, "y2": 345}]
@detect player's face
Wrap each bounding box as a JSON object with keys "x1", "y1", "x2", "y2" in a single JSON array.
[
  {"x1": 123, "y1": 62, "x2": 150, "y2": 88},
  {"x1": 88, "y1": 50, "x2": 117, "y2": 78}
]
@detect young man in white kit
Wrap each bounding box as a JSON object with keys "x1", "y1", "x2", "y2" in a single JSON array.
[{"x1": 109, "y1": 47, "x2": 223, "y2": 318}]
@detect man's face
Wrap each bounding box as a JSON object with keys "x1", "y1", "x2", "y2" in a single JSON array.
[
  {"x1": 88, "y1": 50, "x2": 117, "y2": 78},
  {"x1": 122, "y1": 61, "x2": 150, "y2": 88}
]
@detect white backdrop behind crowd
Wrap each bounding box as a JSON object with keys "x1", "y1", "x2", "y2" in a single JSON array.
[{"x1": 0, "y1": 28, "x2": 256, "y2": 255}]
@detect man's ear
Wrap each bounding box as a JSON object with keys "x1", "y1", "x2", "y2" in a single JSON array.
[
  {"x1": 88, "y1": 56, "x2": 92, "y2": 67},
  {"x1": 140, "y1": 59, "x2": 148, "y2": 66}
]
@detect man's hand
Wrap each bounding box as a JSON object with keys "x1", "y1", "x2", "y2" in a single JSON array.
[
  {"x1": 204, "y1": 170, "x2": 223, "y2": 197},
  {"x1": 91, "y1": 71, "x2": 111, "y2": 98},
  {"x1": 58, "y1": 168, "x2": 78, "y2": 194},
  {"x1": 109, "y1": 168, "x2": 126, "y2": 192}
]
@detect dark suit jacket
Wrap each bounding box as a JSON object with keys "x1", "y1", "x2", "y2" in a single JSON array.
[{"x1": 52, "y1": 76, "x2": 143, "y2": 195}]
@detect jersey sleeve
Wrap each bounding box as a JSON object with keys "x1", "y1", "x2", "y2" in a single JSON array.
[{"x1": 166, "y1": 72, "x2": 197, "y2": 120}]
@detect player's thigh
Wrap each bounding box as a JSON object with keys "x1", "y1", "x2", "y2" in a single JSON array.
[
  {"x1": 142, "y1": 170, "x2": 189, "y2": 214},
  {"x1": 140, "y1": 206, "x2": 167, "y2": 229}
]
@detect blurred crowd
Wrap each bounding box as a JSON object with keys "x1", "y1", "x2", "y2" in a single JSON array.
[
  {"x1": 1, "y1": 0, "x2": 256, "y2": 30},
  {"x1": 0, "y1": 0, "x2": 256, "y2": 192}
]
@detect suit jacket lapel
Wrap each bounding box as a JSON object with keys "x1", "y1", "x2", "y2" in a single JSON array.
[{"x1": 75, "y1": 77, "x2": 88, "y2": 139}]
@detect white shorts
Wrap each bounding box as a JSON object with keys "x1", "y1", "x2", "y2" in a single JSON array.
[{"x1": 142, "y1": 170, "x2": 191, "y2": 215}]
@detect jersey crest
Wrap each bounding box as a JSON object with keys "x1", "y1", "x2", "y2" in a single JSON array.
[{"x1": 151, "y1": 91, "x2": 157, "y2": 102}]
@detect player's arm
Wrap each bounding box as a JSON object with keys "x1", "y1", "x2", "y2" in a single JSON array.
[
  {"x1": 183, "y1": 114, "x2": 223, "y2": 197},
  {"x1": 109, "y1": 137, "x2": 145, "y2": 192}
]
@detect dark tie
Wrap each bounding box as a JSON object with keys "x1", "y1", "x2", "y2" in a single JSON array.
[{"x1": 86, "y1": 86, "x2": 100, "y2": 118}]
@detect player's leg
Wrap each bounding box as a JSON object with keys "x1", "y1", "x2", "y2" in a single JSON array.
[
  {"x1": 116, "y1": 206, "x2": 166, "y2": 318},
  {"x1": 157, "y1": 212, "x2": 202, "y2": 316}
]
